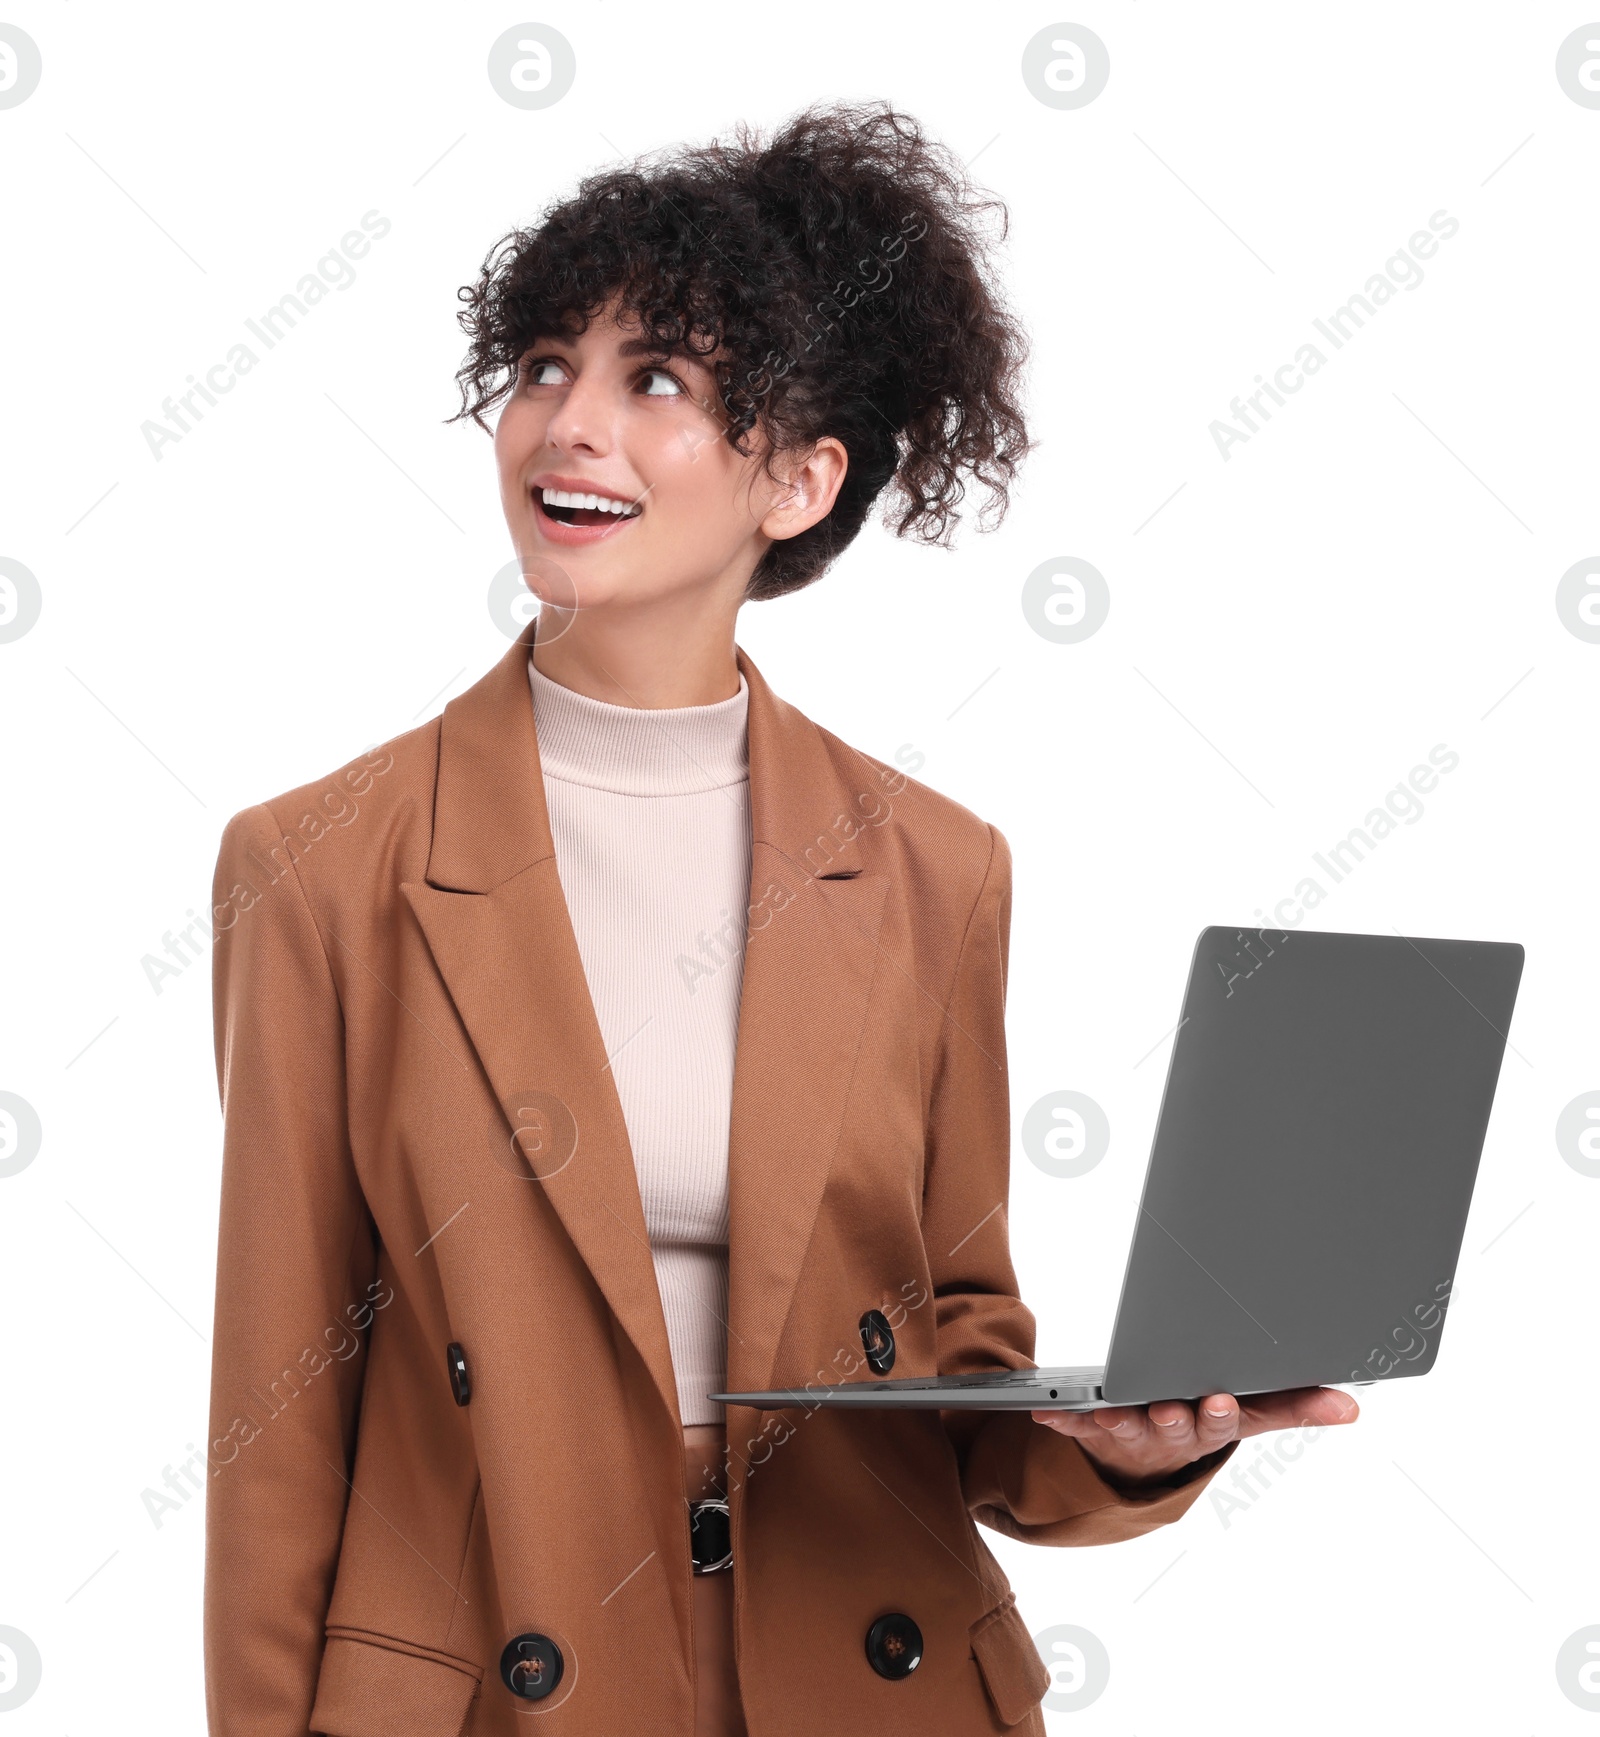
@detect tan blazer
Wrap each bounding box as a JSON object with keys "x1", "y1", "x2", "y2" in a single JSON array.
[{"x1": 205, "y1": 617, "x2": 1234, "y2": 1737}]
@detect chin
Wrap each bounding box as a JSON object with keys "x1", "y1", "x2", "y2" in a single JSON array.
[{"x1": 525, "y1": 566, "x2": 656, "y2": 614}]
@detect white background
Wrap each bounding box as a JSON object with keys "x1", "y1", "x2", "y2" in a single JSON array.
[{"x1": 2, "y1": 2, "x2": 1597, "y2": 1729}]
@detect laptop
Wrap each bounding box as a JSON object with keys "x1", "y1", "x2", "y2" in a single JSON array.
[{"x1": 710, "y1": 926, "x2": 1524, "y2": 1412}]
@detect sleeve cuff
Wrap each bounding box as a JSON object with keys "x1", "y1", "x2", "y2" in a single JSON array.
[{"x1": 1083, "y1": 1438, "x2": 1238, "y2": 1500}]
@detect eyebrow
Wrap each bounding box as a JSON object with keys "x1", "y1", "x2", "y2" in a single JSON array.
[
  {"x1": 618, "y1": 337, "x2": 684, "y2": 359},
  {"x1": 536, "y1": 330, "x2": 718, "y2": 371}
]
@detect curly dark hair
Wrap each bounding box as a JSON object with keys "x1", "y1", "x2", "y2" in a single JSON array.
[{"x1": 449, "y1": 99, "x2": 1033, "y2": 602}]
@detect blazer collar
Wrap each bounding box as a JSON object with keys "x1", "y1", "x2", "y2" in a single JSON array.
[
  {"x1": 403, "y1": 615, "x2": 893, "y2": 1434},
  {"x1": 423, "y1": 615, "x2": 871, "y2": 893}
]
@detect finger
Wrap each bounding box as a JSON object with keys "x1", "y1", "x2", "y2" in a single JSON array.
[
  {"x1": 1234, "y1": 1386, "x2": 1358, "y2": 1435},
  {"x1": 1029, "y1": 1407, "x2": 1103, "y2": 1439},
  {"x1": 1030, "y1": 1404, "x2": 1149, "y2": 1446},
  {"x1": 1144, "y1": 1399, "x2": 1199, "y2": 1458},
  {"x1": 1193, "y1": 1393, "x2": 1240, "y2": 1450},
  {"x1": 1236, "y1": 1386, "x2": 1360, "y2": 1436},
  {"x1": 1091, "y1": 1404, "x2": 1157, "y2": 1451},
  {"x1": 1029, "y1": 1403, "x2": 1153, "y2": 1441}
]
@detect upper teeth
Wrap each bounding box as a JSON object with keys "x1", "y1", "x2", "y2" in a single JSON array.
[{"x1": 540, "y1": 487, "x2": 641, "y2": 517}]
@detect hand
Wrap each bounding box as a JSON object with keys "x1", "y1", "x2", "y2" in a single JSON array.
[{"x1": 1031, "y1": 1386, "x2": 1360, "y2": 1491}]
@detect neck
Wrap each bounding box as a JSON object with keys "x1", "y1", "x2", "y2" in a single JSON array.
[
  {"x1": 529, "y1": 588, "x2": 744, "y2": 709},
  {"x1": 527, "y1": 656, "x2": 749, "y2": 795}
]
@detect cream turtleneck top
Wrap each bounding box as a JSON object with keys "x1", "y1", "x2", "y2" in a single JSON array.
[{"x1": 527, "y1": 652, "x2": 751, "y2": 1427}]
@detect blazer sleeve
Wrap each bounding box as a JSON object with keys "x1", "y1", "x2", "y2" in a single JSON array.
[
  {"x1": 205, "y1": 804, "x2": 380, "y2": 1734},
  {"x1": 922, "y1": 821, "x2": 1237, "y2": 1546}
]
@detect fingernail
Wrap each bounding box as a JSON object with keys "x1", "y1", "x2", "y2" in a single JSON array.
[{"x1": 1203, "y1": 1406, "x2": 1230, "y2": 1418}]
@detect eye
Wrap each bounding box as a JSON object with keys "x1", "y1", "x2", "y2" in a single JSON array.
[
  {"x1": 638, "y1": 366, "x2": 684, "y2": 397},
  {"x1": 520, "y1": 356, "x2": 565, "y2": 388},
  {"x1": 517, "y1": 354, "x2": 685, "y2": 397}
]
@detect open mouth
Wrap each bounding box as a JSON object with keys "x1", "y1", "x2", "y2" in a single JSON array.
[{"x1": 534, "y1": 487, "x2": 644, "y2": 530}]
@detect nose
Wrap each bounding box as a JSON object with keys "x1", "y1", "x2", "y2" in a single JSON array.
[{"x1": 541, "y1": 366, "x2": 618, "y2": 458}]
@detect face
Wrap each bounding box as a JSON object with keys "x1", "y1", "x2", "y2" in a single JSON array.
[{"x1": 494, "y1": 293, "x2": 830, "y2": 616}]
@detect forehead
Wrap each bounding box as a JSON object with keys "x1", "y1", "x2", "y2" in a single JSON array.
[{"x1": 541, "y1": 302, "x2": 725, "y2": 371}]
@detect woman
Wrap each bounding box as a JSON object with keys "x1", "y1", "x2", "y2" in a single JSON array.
[{"x1": 204, "y1": 101, "x2": 1355, "y2": 1737}]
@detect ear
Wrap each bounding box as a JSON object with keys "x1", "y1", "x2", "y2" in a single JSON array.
[{"x1": 762, "y1": 436, "x2": 849, "y2": 542}]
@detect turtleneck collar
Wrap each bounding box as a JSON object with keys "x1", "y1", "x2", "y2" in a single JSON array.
[{"x1": 527, "y1": 652, "x2": 749, "y2": 797}]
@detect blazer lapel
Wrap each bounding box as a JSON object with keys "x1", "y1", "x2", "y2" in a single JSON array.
[
  {"x1": 401, "y1": 616, "x2": 893, "y2": 1430},
  {"x1": 725, "y1": 657, "x2": 892, "y2": 1399}
]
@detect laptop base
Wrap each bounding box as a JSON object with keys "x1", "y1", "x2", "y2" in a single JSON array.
[{"x1": 709, "y1": 1365, "x2": 1108, "y2": 1411}]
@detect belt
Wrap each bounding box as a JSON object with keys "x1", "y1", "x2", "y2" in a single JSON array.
[{"x1": 689, "y1": 1496, "x2": 732, "y2": 1575}]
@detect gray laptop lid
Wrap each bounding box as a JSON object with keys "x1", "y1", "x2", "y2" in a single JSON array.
[{"x1": 1099, "y1": 927, "x2": 1523, "y2": 1406}]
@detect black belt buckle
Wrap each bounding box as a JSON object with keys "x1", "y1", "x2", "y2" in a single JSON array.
[{"x1": 689, "y1": 1497, "x2": 732, "y2": 1575}]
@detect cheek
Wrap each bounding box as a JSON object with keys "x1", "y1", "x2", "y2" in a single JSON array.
[
  {"x1": 494, "y1": 397, "x2": 542, "y2": 476},
  {"x1": 645, "y1": 429, "x2": 748, "y2": 525}
]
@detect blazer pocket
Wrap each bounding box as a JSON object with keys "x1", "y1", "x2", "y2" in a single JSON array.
[
  {"x1": 312, "y1": 1629, "x2": 481, "y2": 1737},
  {"x1": 968, "y1": 1591, "x2": 1052, "y2": 1727}
]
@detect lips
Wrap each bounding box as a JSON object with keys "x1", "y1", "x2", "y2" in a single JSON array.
[{"x1": 530, "y1": 486, "x2": 643, "y2": 547}]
